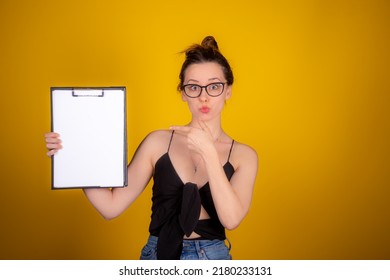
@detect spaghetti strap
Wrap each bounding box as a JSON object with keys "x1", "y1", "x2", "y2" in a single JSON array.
[
  {"x1": 167, "y1": 130, "x2": 175, "y2": 153},
  {"x1": 227, "y1": 139, "x2": 235, "y2": 162}
]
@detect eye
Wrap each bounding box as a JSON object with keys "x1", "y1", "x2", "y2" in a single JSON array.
[
  {"x1": 209, "y1": 83, "x2": 222, "y2": 91},
  {"x1": 187, "y1": 85, "x2": 200, "y2": 92}
]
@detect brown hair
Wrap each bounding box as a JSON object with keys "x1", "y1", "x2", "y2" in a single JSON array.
[{"x1": 177, "y1": 36, "x2": 234, "y2": 91}]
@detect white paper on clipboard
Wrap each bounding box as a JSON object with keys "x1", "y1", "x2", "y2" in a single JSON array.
[{"x1": 50, "y1": 87, "x2": 127, "y2": 189}]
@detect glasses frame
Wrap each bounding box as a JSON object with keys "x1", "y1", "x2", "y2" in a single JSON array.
[{"x1": 182, "y1": 82, "x2": 226, "y2": 98}]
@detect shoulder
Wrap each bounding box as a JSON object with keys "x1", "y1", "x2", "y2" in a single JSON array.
[
  {"x1": 143, "y1": 129, "x2": 173, "y2": 143},
  {"x1": 231, "y1": 140, "x2": 258, "y2": 169},
  {"x1": 138, "y1": 129, "x2": 173, "y2": 151},
  {"x1": 136, "y1": 129, "x2": 173, "y2": 161}
]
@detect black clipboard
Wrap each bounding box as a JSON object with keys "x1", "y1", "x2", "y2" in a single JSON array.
[{"x1": 50, "y1": 87, "x2": 128, "y2": 189}]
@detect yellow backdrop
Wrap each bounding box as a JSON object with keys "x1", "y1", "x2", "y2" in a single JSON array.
[{"x1": 0, "y1": 0, "x2": 389, "y2": 259}]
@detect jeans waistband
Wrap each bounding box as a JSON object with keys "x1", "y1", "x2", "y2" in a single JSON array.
[{"x1": 148, "y1": 235, "x2": 231, "y2": 251}]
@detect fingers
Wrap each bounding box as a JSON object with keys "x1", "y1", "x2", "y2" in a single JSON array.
[
  {"x1": 197, "y1": 120, "x2": 211, "y2": 134},
  {"x1": 169, "y1": 125, "x2": 194, "y2": 138},
  {"x1": 170, "y1": 124, "x2": 210, "y2": 152},
  {"x1": 44, "y1": 132, "x2": 60, "y2": 138},
  {"x1": 46, "y1": 147, "x2": 61, "y2": 157},
  {"x1": 46, "y1": 149, "x2": 58, "y2": 157},
  {"x1": 170, "y1": 125, "x2": 191, "y2": 133},
  {"x1": 46, "y1": 143, "x2": 62, "y2": 149},
  {"x1": 45, "y1": 132, "x2": 61, "y2": 142},
  {"x1": 45, "y1": 132, "x2": 62, "y2": 157},
  {"x1": 46, "y1": 138, "x2": 61, "y2": 145},
  {"x1": 170, "y1": 124, "x2": 210, "y2": 139},
  {"x1": 171, "y1": 121, "x2": 208, "y2": 132}
]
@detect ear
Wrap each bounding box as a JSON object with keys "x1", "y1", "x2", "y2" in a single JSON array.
[
  {"x1": 225, "y1": 85, "x2": 232, "y2": 100},
  {"x1": 181, "y1": 90, "x2": 188, "y2": 102}
]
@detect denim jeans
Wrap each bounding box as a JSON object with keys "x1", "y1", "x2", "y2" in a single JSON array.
[{"x1": 140, "y1": 235, "x2": 232, "y2": 260}]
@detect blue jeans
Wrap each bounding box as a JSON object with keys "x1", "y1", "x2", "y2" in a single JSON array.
[{"x1": 140, "y1": 235, "x2": 232, "y2": 260}]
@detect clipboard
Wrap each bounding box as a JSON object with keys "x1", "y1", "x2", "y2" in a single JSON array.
[{"x1": 50, "y1": 87, "x2": 128, "y2": 189}]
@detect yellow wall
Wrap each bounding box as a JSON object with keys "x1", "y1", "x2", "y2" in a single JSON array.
[{"x1": 0, "y1": 0, "x2": 389, "y2": 259}]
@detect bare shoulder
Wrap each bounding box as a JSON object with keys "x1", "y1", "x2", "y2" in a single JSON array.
[
  {"x1": 144, "y1": 129, "x2": 173, "y2": 143},
  {"x1": 227, "y1": 140, "x2": 259, "y2": 191},
  {"x1": 137, "y1": 129, "x2": 173, "y2": 162},
  {"x1": 231, "y1": 141, "x2": 258, "y2": 169}
]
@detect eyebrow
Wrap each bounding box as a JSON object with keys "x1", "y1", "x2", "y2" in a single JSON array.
[{"x1": 186, "y1": 77, "x2": 222, "y2": 84}]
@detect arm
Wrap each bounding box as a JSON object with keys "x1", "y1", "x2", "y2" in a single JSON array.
[
  {"x1": 202, "y1": 143, "x2": 258, "y2": 230},
  {"x1": 82, "y1": 134, "x2": 155, "y2": 220},
  {"x1": 45, "y1": 131, "x2": 158, "y2": 220},
  {"x1": 170, "y1": 124, "x2": 258, "y2": 230}
]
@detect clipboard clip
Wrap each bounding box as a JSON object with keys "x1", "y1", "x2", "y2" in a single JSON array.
[{"x1": 72, "y1": 89, "x2": 104, "y2": 97}]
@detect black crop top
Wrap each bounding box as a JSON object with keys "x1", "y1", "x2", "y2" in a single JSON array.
[{"x1": 148, "y1": 131, "x2": 235, "y2": 259}]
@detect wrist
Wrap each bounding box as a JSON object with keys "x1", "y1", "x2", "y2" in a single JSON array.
[{"x1": 201, "y1": 145, "x2": 219, "y2": 165}]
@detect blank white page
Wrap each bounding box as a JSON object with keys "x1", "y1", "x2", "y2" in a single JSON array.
[{"x1": 51, "y1": 87, "x2": 127, "y2": 189}]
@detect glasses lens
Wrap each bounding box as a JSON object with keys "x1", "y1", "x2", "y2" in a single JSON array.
[
  {"x1": 184, "y1": 85, "x2": 201, "y2": 98},
  {"x1": 206, "y1": 83, "x2": 224, "y2": 96}
]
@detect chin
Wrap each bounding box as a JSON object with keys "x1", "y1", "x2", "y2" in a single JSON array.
[{"x1": 199, "y1": 115, "x2": 214, "y2": 123}]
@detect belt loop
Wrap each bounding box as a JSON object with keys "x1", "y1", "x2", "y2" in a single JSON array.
[
  {"x1": 195, "y1": 240, "x2": 205, "y2": 259},
  {"x1": 194, "y1": 240, "x2": 201, "y2": 253}
]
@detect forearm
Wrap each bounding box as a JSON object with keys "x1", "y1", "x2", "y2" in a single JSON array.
[
  {"x1": 83, "y1": 188, "x2": 118, "y2": 220},
  {"x1": 203, "y1": 150, "x2": 246, "y2": 230}
]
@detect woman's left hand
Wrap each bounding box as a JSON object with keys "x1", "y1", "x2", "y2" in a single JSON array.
[{"x1": 170, "y1": 121, "x2": 215, "y2": 156}]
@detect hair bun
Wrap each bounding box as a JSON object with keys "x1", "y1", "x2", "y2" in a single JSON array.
[
  {"x1": 178, "y1": 36, "x2": 234, "y2": 90},
  {"x1": 201, "y1": 36, "x2": 219, "y2": 51}
]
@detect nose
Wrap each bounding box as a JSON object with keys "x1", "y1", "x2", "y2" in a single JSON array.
[{"x1": 199, "y1": 88, "x2": 209, "y2": 102}]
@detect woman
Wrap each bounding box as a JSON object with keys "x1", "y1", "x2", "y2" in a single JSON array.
[{"x1": 45, "y1": 36, "x2": 258, "y2": 260}]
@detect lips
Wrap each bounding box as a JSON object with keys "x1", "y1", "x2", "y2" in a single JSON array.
[{"x1": 200, "y1": 106, "x2": 210, "y2": 113}]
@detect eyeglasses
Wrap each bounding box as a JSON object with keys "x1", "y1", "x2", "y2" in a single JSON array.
[{"x1": 182, "y1": 82, "x2": 226, "y2": 98}]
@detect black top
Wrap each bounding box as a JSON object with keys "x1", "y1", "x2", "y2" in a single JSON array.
[{"x1": 149, "y1": 131, "x2": 235, "y2": 259}]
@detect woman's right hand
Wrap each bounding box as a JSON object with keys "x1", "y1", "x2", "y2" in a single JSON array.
[{"x1": 44, "y1": 132, "x2": 62, "y2": 156}]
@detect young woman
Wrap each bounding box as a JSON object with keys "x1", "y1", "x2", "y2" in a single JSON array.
[{"x1": 45, "y1": 36, "x2": 258, "y2": 260}]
